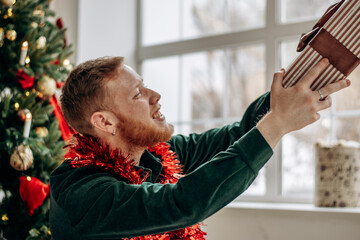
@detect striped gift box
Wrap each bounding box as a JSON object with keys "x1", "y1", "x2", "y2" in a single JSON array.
[{"x1": 283, "y1": 0, "x2": 360, "y2": 91}]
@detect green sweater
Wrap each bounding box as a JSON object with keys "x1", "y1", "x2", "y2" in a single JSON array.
[{"x1": 50, "y1": 92, "x2": 272, "y2": 239}]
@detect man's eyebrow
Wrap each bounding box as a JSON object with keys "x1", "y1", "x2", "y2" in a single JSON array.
[{"x1": 134, "y1": 79, "x2": 144, "y2": 89}]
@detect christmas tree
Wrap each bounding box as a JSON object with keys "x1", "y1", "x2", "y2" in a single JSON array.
[{"x1": 0, "y1": 0, "x2": 74, "y2": 239}]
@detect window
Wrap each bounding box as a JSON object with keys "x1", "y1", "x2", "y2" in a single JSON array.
[{"x1": 137, "y1": 0, "x2": 359, "y2": 203}]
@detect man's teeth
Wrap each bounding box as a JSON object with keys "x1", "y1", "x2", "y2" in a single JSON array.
[{"x1": 153, "y1": 111, "x2": 163, "y2": 119}]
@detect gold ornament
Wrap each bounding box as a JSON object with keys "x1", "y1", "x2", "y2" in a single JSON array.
[
  {"x1": 0, "y1": 27, "x2": 4, "y2": 47},
  {"x1": 35, "y1": 75, "x2": 56, "y2": 98},
  {"x1": 1, "y1": 214, "x2": 8, "y2": 222},
  {"x1": 5, "y1": 29, "x2": 16, "y2": 41},
  {"x1": 17, "y1": 108, "x2": 30, "y2": 121},
  {"x1": 33, "y1": 5, "x2": 44, "y2": 17},
  {"x1": 31, "y1": 22, "x2": 38, "y2": 28},
  {"x1": 0, "y1": 0, "x2": 13, "y2": 7},
  {"x1": 36, "y1": 36, "x2": 46, "y2": 49},
  {"x1": 10, "y1": 144, "x2": 34, "y2": 171},
  {"x1": 35, "y1": 127, "x2": 48, "y2": 138}
]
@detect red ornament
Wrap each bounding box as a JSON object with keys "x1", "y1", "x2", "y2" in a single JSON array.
[
  {"x1": 16, "y1": 69, "x2": 35, "y2": 89},
  {"x1": 49, "y1": 95, "x2": 76, "y2": 142},
  {"x1": 56, "y1": 81, "x2": 64, "y2": 89},
  {"x1": 19, "y1": 176, "x2": 50, "y2": 216},
  {"x1": 55, "y1": 18, "x2": 67, "y2": 47}
]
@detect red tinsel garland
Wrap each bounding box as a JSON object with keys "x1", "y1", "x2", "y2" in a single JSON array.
[{"x1": 65, "y1": 134, "x2": 206, "y2": 240}]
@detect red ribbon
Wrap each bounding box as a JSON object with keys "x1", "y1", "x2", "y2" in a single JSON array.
[
  {"x1": 16, "y1": 69, "x2": 35, "y2": 89},
  {"x1": 49, "y1": 95, "x2": 76, "y2": 142},
  {"x1": 19, "y1": 176, "x2": 50, "y2": 216}
]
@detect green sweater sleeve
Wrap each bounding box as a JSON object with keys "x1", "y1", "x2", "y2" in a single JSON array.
[{"x1": 168, "y1": 92, "x2": 271, "y2": 173}]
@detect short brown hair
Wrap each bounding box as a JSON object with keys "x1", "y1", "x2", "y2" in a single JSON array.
[{"x1": 61, "y1": 56, "x2": 124, "y2": 134}]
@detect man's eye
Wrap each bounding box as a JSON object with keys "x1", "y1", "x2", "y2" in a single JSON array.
[{"x1": 134, "y1": 91, "x2": 142, "y2": 98}]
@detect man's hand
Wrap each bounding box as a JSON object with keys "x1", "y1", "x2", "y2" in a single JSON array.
[{"x1": 257, "y1": 58, "x2": 351, "y2": 149}]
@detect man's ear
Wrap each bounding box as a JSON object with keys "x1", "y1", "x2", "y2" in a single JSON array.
[{"x1": 90, "y1": 111, "x2": 117, "y2": 135}]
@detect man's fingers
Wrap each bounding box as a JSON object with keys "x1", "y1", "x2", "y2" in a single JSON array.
[
  {"x1": 271, "y1": 68, "x2": 285, "y2": 92},
  {"x1": 299, "y1": 58, "x2": 329, "y2": 87},
  {"x1": 315, "y1": 79, "x2": 351, "y2": 99}
]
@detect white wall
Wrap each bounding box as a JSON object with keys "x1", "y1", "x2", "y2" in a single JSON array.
[
  {"x1": 51, "y1": 0, "x2": 79, "y2": 63},
  {"x1": 53, "y1": 1, "x2": 360, "y2": 239},
  {"x1": 77, "y1": 0, "x2": 137, "y2": 67}
]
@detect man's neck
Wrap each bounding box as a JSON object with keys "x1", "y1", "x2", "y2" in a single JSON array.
[{"x1": 101, "y1": 137, "x2": 146, "y2": 166}]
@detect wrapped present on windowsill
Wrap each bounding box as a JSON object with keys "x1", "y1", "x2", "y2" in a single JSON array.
[{"x1": 283, "y1": 0, "x2": 360, "y2": 90}]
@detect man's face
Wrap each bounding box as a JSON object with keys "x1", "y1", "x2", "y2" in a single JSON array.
[{"x1": 105, "y1": 65, "x2": 173, "y2": 147}]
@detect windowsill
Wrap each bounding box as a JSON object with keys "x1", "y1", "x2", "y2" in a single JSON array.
[{"x1": 226, "y1": 201, "x2": 360, "y2": 215}]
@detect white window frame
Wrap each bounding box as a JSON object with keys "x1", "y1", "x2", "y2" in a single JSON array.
[{"x1": 135, "y1": 0, "x2": 330, "y2": 204}]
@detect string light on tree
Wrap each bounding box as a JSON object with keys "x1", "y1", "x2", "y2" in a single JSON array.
[
  {"x1": 19, "y1": 41, "x2": 28, "y2": 65},
  {"x1": 23, "y1": 111, "x2": 32, "y2": 138},
  {"x1": 17, "y1": 108, "x2": 30, "y2": 121},
  {"x1": 25, "y1": 56, "x2": 30, "y2": 65},
  {"x1": 0, "y1": 27, "x2": 4, "y2": 47},
  {"x1": 5, "y1": 29, "x2": 16, "y2": 41},
  {"x1": 6, "y1": 7, "x2": 13, "y2": 18},
  {"x1": 14, "y1": 102, "x2": 20, "y2": 111},
  {"x1": 63, "y1": 58, "x2": 72, "y2": 70}
]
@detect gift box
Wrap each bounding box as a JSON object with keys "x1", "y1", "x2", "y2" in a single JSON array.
[{"x1": 282, "y1": 0, "x2": 360, "y2": 90}]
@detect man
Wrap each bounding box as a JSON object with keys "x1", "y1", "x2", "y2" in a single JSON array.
[{"x1": 50, "y1": 56, "x2": 349, "y2": 239}]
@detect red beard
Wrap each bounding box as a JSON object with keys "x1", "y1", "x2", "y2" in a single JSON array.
[{"x1": 115, "y1": 112, "x2": 174, "y2": 147}]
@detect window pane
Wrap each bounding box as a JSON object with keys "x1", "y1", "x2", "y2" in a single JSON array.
[
  {"x1": 227, "y1": 0, "x2": 265, "y2": 32},
  {"x1": 336, "y1": 117, "x2": 360, "y2": 142},
  {"x1": 335, "y1": 67, "x2": 360, "y2": 111},
  {"x1": 183, "y1": 0, "x2": 265, "y2": 40},
  {"x1": 181, "y1": 50, "x2": 225, "y2": 121},
  {"x1": 142, "y1": 56, "x2": 180, "y2": 123},
  {"x1": 228, "y1": 44, "x2": 266, "y2": 117},
  {"x1": 142, "y1": 0, "x2": 266, "y2": 46},
  {"x1": 243, "y1": 168, "x2": 266, "y2": 196},
  {"x1": 280, "y1": 38, "x2": 300, "y2": 69},
  {"x1": 191, "y1": 121, "x2": 224, "y2": 134},
  {"x1": 142, "y1": 0, "x2": 180, "y2": 46},
  {"x1": 280, "y1": 0, "x2": 339, "y2": 23},
  {"x1": 282, "y1": 118, "x2": 331, "y2": 196}
]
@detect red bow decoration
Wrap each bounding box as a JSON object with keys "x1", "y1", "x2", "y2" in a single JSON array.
[
  {"x1": 16, "y1": 69, "x2": 35, "y2": 89},
  {"x1": 19, "y1": 176, "x2": 50, "y2": 216},
  {"x1": 50, "y1": 95, "x2": 76, "y2": 142}
]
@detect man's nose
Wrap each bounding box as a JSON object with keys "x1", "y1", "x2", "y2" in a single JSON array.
[{"x1": 149, "y1": 89, "x2": 161, "y2": 105}]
